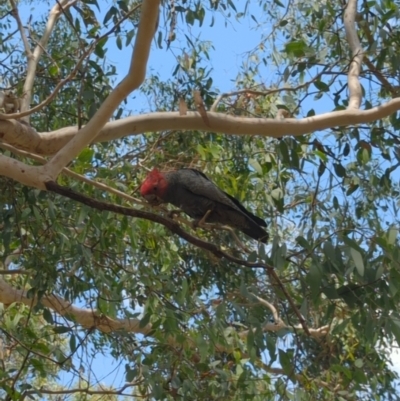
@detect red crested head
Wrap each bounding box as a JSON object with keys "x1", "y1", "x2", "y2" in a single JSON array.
[{"x1": 140, "y1": 168, "x2": 168, "y2": 202}]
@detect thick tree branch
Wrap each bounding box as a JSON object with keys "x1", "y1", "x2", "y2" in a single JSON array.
[
  {"x1": 0, "y1": 278, "x2": 148, "y2": 334},
  {"x1": 43, "y1": 0, "x2": 160, "y2": 178},
  {"x1": 0, "y1": 154, "x2": 49, "y2": 189},
  {"x1": 344, "y1": 0, "x2": 364, "y2": 109},
  {"x1": 2, "y1": 96, "x2": 400, "y2": 156},
  {"x1": 0, "y1": 119, "x2": 44, "y2": 152},
  {"x1": 2, "y1": 96, "x2": 399, "y2": 190},
  {"x1": 0, "y1": 142, "x2": 146, "y2": 205}
]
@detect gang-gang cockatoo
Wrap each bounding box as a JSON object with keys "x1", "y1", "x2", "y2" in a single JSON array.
[{"x1": 140, "y1": 168, "x2": 268, "y2": 243}]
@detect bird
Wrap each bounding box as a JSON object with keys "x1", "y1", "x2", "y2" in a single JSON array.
[{"x1": 140, "y1": 168, "x2": 269, "y2": 243}]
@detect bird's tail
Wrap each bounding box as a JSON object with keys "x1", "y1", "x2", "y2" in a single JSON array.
[{"x1": 241, "y1": 225, "x2": 269, "y2": 243}]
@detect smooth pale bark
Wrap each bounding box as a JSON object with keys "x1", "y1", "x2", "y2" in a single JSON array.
[{"x1": 2, "y1": 97, "x2": 400, "y2": 156}]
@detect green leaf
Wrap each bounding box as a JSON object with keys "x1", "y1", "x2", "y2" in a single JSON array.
[
  {"x1": 249, "y1": 158, "x2": 262, "y2": 174},
  {"x1": 343, "y1": 142, "x2": 350, "y2": 156},
  {"x1": 139, "y1": 313, "x2": 151, "y2": 328},
  {"x1": 246, "y1": 327, "x2": 255, "y2": 361},
  {"x1": 77, "y1": 148, "x2": 94, "y2": 163},
  {"x1": 279, "y1": 140, "x2": 290, "y2": 164},
  {"x1": 318, "y1": 161, "x2": 326, "y2": 176},
  {"x1": 197, "y1": 336, "x2": 208, "y2": 362},
  {"x1": 333, "y1": 162, "x2": 346, "y2": 177},
  {"x1": 157, "y1": 30, "x2": 163, "y2": 48},
  {"x1": 354, "y1": 359, "x2": 363, "y2": 368},
  {"x1": 181, "y1": 278, "x2": 188, "y2": 300},
  {"x1": 126, "y1": 29, "x2": 135, "y2": 46},
  {"x1": 116, "y1": 35, "x2": 122, "y2": 50},
  {"x1": 95, "y1": 43, "x2": 106, "y2": 58},
  {"x1": 53, "y1": 326, "x2": 72, "y2": 334},
  {"x1": 323, "y1": 286, "x2": 339, "y2": 300},
  {"x1": 227, "y1": 0, "x2": 237, "y2": 12},
  {"x1": 272, "y1": 243, "x2": 287, "y2": 271},
  {"x1": 285, "y1": 40, "x2": 307, "y2": 57},
  {"x1": 103, "y1": 6, "x2": 117, "y2": 25},
  {"x1": 31, "y1": 358, "x2": 46, "y2": 376},
  {"x1": 48, "y1": 65, "x2": 59, "y2": 77},
  {"x1": 278, "y1": 348, "x2": 293, "y2": 376},
  {"x1": 197, "y1": 144, "x2": 206, "y2": 159},
  {"x1": 388, "y1": 226, "x2": 398, "y2": 245},
  {"x1": 314, "y1": 150, "x2": 328, "y2": 163},
  {"x1": 125, "y1": 365, "x2": 137, "y2": 382},
  {"x1": 342, "y1": 236, "x2": 363, "y2": 253},
  {"x1": 314, "y1": 80, "x2": 330, "y2": 92},
  {"x1": 290, "y1": 148, "x2": 300, "y2": 168},
  {"x1": 70, "y1": 334, "x2": 76, "y2": 353},
  {"x1": 308, "y1": 262, "x2": 322, "y2": 299},
  {"x1": 389, "y1": 317, "x2": 400, "y2": 347},
  {"x1": 350, "y1": 248, "x2": 364, "y2": 276},
  {"x1": 271, "y1": 188, "x2": 283, "y2": 200},
  {"x1": 296, "y1": 236, "x2": 312, "y2": 250},
  {"x1": 42, "y1": 308, "x2": 53, "y2": 324},
  {"x1": 186, "y1": 9, "x2": 195, "y2": 25},
  {"x1": 346, "y1": 184, "x2": 359, "y2": 196}
]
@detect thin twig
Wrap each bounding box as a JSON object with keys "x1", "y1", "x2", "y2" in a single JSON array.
[
  {"x1": 250, "y1": 292, "x2": 281, "y2": 324},
  {"x1": 9, "y1": 0, "x2": 32, "y2": 57},
  {"x1": 0, "y1": 3, "x2": 142, "y2": 121},
  {"x1": 210, "y1": 66, "x2": 332, "y2": 111}
]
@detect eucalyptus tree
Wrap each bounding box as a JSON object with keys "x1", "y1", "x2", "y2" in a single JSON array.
[{"x1": 0, "y1": 0, "x2": 400, "y2": 400}]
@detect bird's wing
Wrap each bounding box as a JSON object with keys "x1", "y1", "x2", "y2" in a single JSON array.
[
  {"x1": 179, "y1": 169, "x2": 267, "y2": 228},
  {"x1": 221, "y1": 189, "x2": 267, "y2": 228}
]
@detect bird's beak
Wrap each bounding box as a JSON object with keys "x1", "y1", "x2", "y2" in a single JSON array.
[{"x1": 144, "y1": 194, "x2": 163, "y2": 205}]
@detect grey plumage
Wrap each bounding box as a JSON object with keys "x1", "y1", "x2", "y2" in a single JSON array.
[{"x1": 140, "y1": 168, "x2": 268, "y2": 243}]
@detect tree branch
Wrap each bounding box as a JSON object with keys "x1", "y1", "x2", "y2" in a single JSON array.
[
  {"x1": 21, "y1": 383, "x2": 140, "y2": 401},
  {"x1": 9, "y1": 0, "x2": 32, "y2": 58},
  {"x1": 210, "y1": 65, "x2": 334, "y2": 112},
  {"x1": 250, "y1": 292, "x2": 282, "y2": 324},
  {"x1": 0, "y1": 273, "x2": 328, "y2": 342},
  {"x1": 2, "y1": 95, "x2": 399, "y2": 190},
  {"x1": 3, "y1": 95, "x2": 400, "y2": 156},
  {"x1": 344, "y1": 0, "x2": 364, "y2": 109},
  {"x1": 43, "y1": 0, "x2": 160, "y2": 178},
  {"x1": 0, "y1": 153, "x2": 49, "y2": 189},
  {"x1": 21, "y1": 0, "x2": 77, "y2": 117},
  {"x1": 0, "y1": 277, "x2": 149, "y2": 334},
  {"x1": 44, "y1": 181, "x2": 256, "y2": 265},
  {"x1": 364, "y1": 55, "x2": 396, "y2": 96}
]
